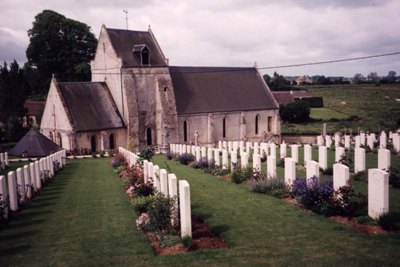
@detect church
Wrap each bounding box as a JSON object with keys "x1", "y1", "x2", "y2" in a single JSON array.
[{"x1": 40, "y1": 25, "x2": 280, "y2": 152}]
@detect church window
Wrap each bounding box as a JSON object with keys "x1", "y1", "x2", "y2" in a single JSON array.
[
  {"x1": 164, "y1": 86, "x2": 168, "y2": 92},
  {"x1": 222, "y1": 117, "x2": 227, "y2": 139},
  {"x1": 268, "y1": 116, "x2": 272, "y2": 132},
  {"x1": 146, "y1": 127, "x2": 152, "y2": 146},
  {"x1": 255, "y1": 114, "x2": 260, "y2": 135},
  {"x1": 183, "y1": 120, "x2": 188, "y2": 142},
  {"x1": 49, "y1": 132, "x2": 54, "y2": 142},
  {"x1": 133, "y1": 44, "x2": 150, "y2": 66},
  {"x1": 109, "y1": 133, "x2": 115, "y2": 150},
  {"x1": 91, "y1": 135, "x2": 97, "y2": 152},
  {"x1": 58, "y1": 133, "x2": 62, "y2": 147}
]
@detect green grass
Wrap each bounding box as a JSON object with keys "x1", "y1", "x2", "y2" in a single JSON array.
[
  {"x1": 281, "y1": 84, "x2": 400, "y2": 134},
  {"x1": 1, "y1": 156, "x2": 400, "y2": 266},
  {"x1": 310, "y1": 108, "x2": 349, "y2": 120}
]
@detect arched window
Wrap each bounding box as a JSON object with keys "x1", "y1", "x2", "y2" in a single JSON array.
[
  {"x1": 222, "y1": 117, "x2": 227, "y2": 139},
  {"x1": 91, "y1": 135, "x2": 97, "y2": 152},
  {"x1": 57, "y1": 133, "x2": 62, "y2": 147},
  {"x1": 268, "y1": 116, "x2": 272, "y2": 132},
  {"x1": 109, "y1": 133, "x2": 115, "y2": 150},
  {"x1": 183, "y1": 120, "x2": 188, "y2": 142},
  {"x1": 146, "y1": 127, "x2": 152, "y2": 146},
  {"x1": 49, "y1": 132, "x2": 54, "y2": 142},
  {"x1": 255, "y1": 114, "x2": 260, "y2": 135}
]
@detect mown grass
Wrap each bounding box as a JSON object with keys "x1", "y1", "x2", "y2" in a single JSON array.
[
  {"x1": 1, "y1": 155, "x2": 400, "y2": 266},
  {"x1": 310, "y1": 107, "x2": 349, "y2": 120},
  {"x1": 281, "y1": 83, "x2": 400, "y2": 134}
]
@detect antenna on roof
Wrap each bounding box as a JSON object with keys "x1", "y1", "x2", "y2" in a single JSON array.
[{"x1": 123, "y1": 9, "x2": 128, "y2": 30}]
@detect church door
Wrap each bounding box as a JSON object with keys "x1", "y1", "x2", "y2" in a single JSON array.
[
  {"x1": 91, "y1": 135, "x2": 97, "y2": 152},
  {"x1": 146, "y1": 128, "x2": 152, "y2": 146}
]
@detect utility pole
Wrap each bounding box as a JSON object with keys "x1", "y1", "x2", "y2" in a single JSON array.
[{"x1": 123, "y1": 9, "x2": 128, "y2": 30}]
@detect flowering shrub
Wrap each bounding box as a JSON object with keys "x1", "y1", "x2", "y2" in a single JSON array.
[
  {"x1": 231, "y1": 166, "x2": 253, "y2": 184},
  {"x1": 111, "y1": 152, "x2": 126, "y2": 168},
  {"x1": 248, "y1": 173, "x2": 289, "y2": 198},
  {"x1": 119, "y1": 164, "x2": 144, "y2": 185},
  {"x1": 166, "y1": 151, "x2": 175, "y2": 160},
  {"x1": 145, "y1": 193, "x2": 177, "y2": 234},
  {"x1": 136, "y1": 213, "x2": 150, "y2": 230},
  {"x1": 178, "y1": 153, "x2": 195, "y2": 165}
]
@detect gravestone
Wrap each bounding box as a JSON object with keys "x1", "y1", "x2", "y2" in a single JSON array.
[
  {"x1": 228, "y1": 141, "x2": 233, "y2": 152},
  {"x1": 304, "y1": 144, "x2": 312, "y2": 165},
  {"x1": 380, "y1": 131, "x2": 387, "y2": 149},
  {"x1": 246, "y1": 142, "x2": 252, "y2": 153},
  {"x1": 367, "y1": 134, "x2": 375, "y2": 150},
  {"x1": 34, "y1": 161, "x2": 41, "y2": 190},
  {"x1": 318, "y1": 146, "x2": 327, "y2": 170},
  {"x1": 153, "y1": 165, "x2": 160, "y2": 191},
  {"x1": 354, "y1": 147, "x2": 366, "y2": 173},
  {"x1": 317, "y1": 135, "x2": 324, "y2": 146},
  {"x1": 23, "y1": 165, "x2": 32, "y2": 199},
  {"x1": 207, "y1": 148, "x2": 213, "y2": 162},
  {"x1": 241, "y1": 152, "x2": 248, "y2": 169},
  {"x1": 333, "y1": 163, "x2": 349, "y2": 191},
  {"x1": 280, "y1": 142, "x2": 287, "y2": 159},
  {"x1": 239, "y1": 141, "x2": 244, "y2": 155},
  {"x1": 267, "y1": 156, "x2": 276, "y2": 179},
  {"x1": 0, "y1": 153, "x2": 4, "y2": 170},
  {"x1": 214, "y1": 149, "x2": 220, "y2": 166},
  {"x1": 284, "y1": 157, "x2": 296, "y2": 186},
  {"x1": 392, "y1": 133, "x2": 400, "y2": 153},
  {"x1": 143, "y1": 160, "x2": 149, "y2": 183},
  {"x1": 334, "y1": 133, "x2": 340, "y2": 147},
  {"x1": 222, "y1": 141, "x2": 227, "y2": 150},
  {"x1": 253, "y1": 154, "x2": 261, "y2": 172},
  {"x1": 191, "y1": 145, "x2": 196, "y2": 156},
  {"x1": 270, "y1": 143, "x2": 277, "y2": 159},
  {"x1": 325, "y1": 136, "x2": 332, "y2": 148},
  {"x1": 306, "y1": 160, "x2": 319, "y2": 184},
  {"x1": 160, "y1": 169, "x2": 168, "y2": 195},
  {"x1": 222, "y1": 150, "x2": 228, "y2": 170},
  {"x1": 147, "y1": 162, "x2": 154, "y2": 186},
  {"x1": 253, "y1": 142, "x2": 259, "y2": 155},
  {"x1": 167, "y1": 173, "x2": 177, "y2": 198},
  {"x1": 344, "y1": 135, "x2": 350, "y2": 150},
  {"x1": 218, "y1": 141, "x2": 222, "y2": 150},
  {"x1": 355, "y1": 135, "x2": 360, "y2": 148},
  {"x1": 16, "y1": 168, "x2": 25, "y2": 203},
  {"x1": 201, "y1": 147, "x2": 207, "y2": 158},
  {"x1": 179, "y1": 180, "x2": 192, "y2": 238},
  {"x1": 378, "y1": 148, "x2": 391, "y2": 171},
  {"x1": 0, "y1": 175, "x2": 8, "y2": 217},
  {"x1": 368, "y1": 169, "x2": 389, "y2": 219},
  {"x1": 230, "y1": 151, "x2": 238, "y2": 171},
  {"x1": 335, "y1": 146, "x2": 345, "y2": 162},
  {"x1": 260, "y1": 142, "x2": 268, "y2": 157},
  {"x1": 5, "y1": 152, "x2": 9, "y2": 167},
  {"x1": 360, "y1": 132, "x2": 366, "y2": 146},
  {"x1": 291, "y1": 145, "x2": 299, "y2": 163},
  {"x1": 29, "y1": 163, "x2": 37, "y2": 192},
  {"x1": 8, "y1": 171, "x2": 18, "y2": 212},
  {"x1": 233, "y1": 141, "x2": 239, "y2": 152},
  {"x1": 195, "y1": 147, "x2": 201, "y2": 161}
]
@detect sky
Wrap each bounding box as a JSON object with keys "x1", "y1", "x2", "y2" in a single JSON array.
[{"x1": 0, "y1": 0, "x2": 399, "y2": 77}]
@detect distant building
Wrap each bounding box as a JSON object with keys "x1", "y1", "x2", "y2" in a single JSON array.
[
  {"x1": 41, "y1": 25, "x2": 281, "y2": 152},
  {"x1": 271, "y1": 90, "x2": 313, "y2": 105},
  {"x1": 23, "y1": 100, "x2": 45, "y2": 127},
  {"x1": 295, "y1": 75, "x2": 312, "y2": 85}
]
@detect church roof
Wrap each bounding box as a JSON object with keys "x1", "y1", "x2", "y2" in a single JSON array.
[
  {"x1": 106, "y1": 28, "x2": 167, "y2": 67},
  {"x1": 57, "y1": 82, "x2": 125, "y2": 132},
  {"x1": 169, "y1": 66, "x2": 278, "y2": 114},
  {"x1": 9, "y1": 128, "x2": 62, "y2": 157}
]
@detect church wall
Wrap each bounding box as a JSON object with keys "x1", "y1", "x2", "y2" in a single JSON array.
[
  {"x1": 75, "y1": 128, "x2": 127, "y2": 152},
  {"x1": 177, "y1": 109, "x2": 280, "y2": 145}
]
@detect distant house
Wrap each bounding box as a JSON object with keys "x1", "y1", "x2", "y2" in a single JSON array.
[
  {"x1": 295, "y1": 75, "x2": 312, "y2": 85},
  {"x1": 271, "y1": 90, "x2": 313, "y2": 105}
]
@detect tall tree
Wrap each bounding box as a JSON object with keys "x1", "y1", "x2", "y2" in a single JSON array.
[{"x1": 26, "y1": 10, "x2": 97, "y2": 96}]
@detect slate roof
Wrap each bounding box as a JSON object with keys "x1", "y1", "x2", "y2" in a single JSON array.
[
  {"x1": 106, "y1": 28, "x2": 167, "y2": 67},
  {"x1": 9, "y1": 128, "x2": 61, "y2": 157},
  {"x1": 57, "y1": 82, "x2": 125, "y2": 132},
  {"x1": 169, "y1": 66, "x2": 278, "y2": 115},
  {"x1": 271, "y1": 90, "x2": 313, "y2": 105}
]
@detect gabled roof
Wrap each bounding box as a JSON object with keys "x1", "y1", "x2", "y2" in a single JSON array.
[
  {"x1": 271, "y1": 92, "x2": 294, "y2": 105},
  {"x1": 106, "y1": 28, "x2": 167, "y2": 67},
  {"x1": 169, "y1": 66, "x2": 278, "y2": 115},
  {"x1": 9, "y1": 128, "x2": 61, "y2": 157},
  {"x1": 57, "y1": 82, "x2": 125, "y2": 132}
]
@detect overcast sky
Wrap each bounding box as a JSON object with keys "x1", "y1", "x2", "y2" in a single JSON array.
[{"x1": 0, "y1": 0, "x2": 399, "y2": 77}]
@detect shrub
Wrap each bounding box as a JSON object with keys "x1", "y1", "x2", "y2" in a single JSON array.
[
  {"x1": 133, "y1": 182, "x2": 154, "y2": 197},
  {"x1": 248, "y1": 174, "x2": 289, "y2": 198},
  {"x1": 131, "y1": 195, "x2": 156, "y2": 214},
  {"x1": 378, "y1": 212, "x2": 400, "y2": 231},
  {"x1": 389, "y1": 167, "x2": 400, "y2": 188},
  {"x1": 166, "y1": 151, "x2": 175, "y2": 160},
  {"x1": 231, "y1": 166, "x2": 253, "y2": 184},
  {"x1": 178, "y1": 153, "x2": 195, "y2": 165},
  {"x1": 139, "y1": 148, "x2": 155, "y2": 161},
  {"x1": 339, "y1": 155, "x2": 353, "y2": 170},
  {"x1": 111, "y1": 152, "x2": 126, "y2": 168},
  {"x1": 182, "y1": 236, "x2": 193, "y2": 249},
  {"x1": 322, "y1": 167, "x2": 333, "y2": 175},
  {"x1": 0, "y1": 195, "x2": 8, "y2": 223},
  {"x1": 279, "y1": 100, "x2": 310, "y2": 123},
  {"x1": 211, "y1": 168, "x2": 230, "y2": 176},
  {"x1": 146, "y1": 193, "x2": 176, "y2": 234}
]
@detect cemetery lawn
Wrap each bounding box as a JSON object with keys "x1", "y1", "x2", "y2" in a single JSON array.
[
  {"x1": 281, "y1": 83, "x2": 400, "y2": 135},
  {"x1": 1, "y1": 156, "x2": 400, "y2": 266}
]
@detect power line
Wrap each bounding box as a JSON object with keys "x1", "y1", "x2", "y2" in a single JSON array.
[{"x1": 259, "y1": 51, "x2": 400, "y2": 70}]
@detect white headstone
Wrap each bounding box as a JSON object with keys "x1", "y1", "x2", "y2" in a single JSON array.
[
  {"x1": 218, "y1": 141, "x2": 222, "y2": 150},
  {"x1": 306, "y1": 160, "x2": 319, "y2": 185},
  {"x1": 325, "y1": 136, "x2": 332, "y2": 148},
  {"x1": 392, "y1": 133, "x2": 400, "y2": 153},
  {"x1": 8, "y1": 171, "x2": 18, "y2": 212},
  {"x1": 280, "y1": 143, "x2": 287, "y2": 159},
  {"x1": 380, "y1": 131, "x2": 387, "y2": 149},
  {"x1": 0, "y1": 175, "x2": 8, "y2": 217},
  {"x1": 179, "y1": 180, "x2": 192, "y2": 238},
  {"x1": 291, "y1": 145, "x2": 299, "y2": 163},
  {"x1": 29, "y1": 163, "x2": 37, "y2": 192},
  {"x1": 368, "y1": 169, "x2": 389, "y2": 219},
  {"x1": 143, "y1": 160, "x2": 149, "y2": 183},
  {"x1": 267, "y1": 156, "x2": 276, "y2": 179},
  {"x1": 335, "y1": 146, "x2": 345, "y2": 163},
  {"x1": 270, "y1": 143, "x2": 277, "y2": 159},
  {"x1": 228, "y1": 141, "x2": 232, "y2": 152},
  {"x1": 318, "y1": 146, "x2": 327, "y2": 170},
  {"x1": 344, "y1": 135, "x2": 350, "y2": 150},
  {"x1": 333, "y1": 163, "x2": 349, "y2": 191},
  {"x1": 153, "y1": 165, "x2": 160, "y2": 191},
  {"x1": 253, "y1": 154, "x2": 261, "y2": 172},
  {"x1": 147, "y1": 162, "x2": 154, "y2": 185},
  {"x1": 214, "y1": 149, "x2": 220, "y2": 166},
  {"x1": 378, "y1": 148, "x2": 391, "y2": 171},
  {"x1": 160, "y1": 169, "x2": 168, "y2": 196},
  {"x1": 23, "y1": 165, "x2": 32, "y2": 199},
  {"x1": 304, "y1": 144, "x2": 312, "y2": 165},
  {"x1": 207, "y1": 148, "x2": 213, "y2": 162},
  {"x1": 34, "y1": 161, "x2": 41, "y2": 190},
  {"x1": 253, "y1": 142, "x2": 259, "y2": 155},
  {"x1": 239, "y1": 141, "x2": 244, "y2": 155},
  {"x1": 334, "y1": 133, "x2": 340, "y2": 147},
  {"x1": 230, "y1": 151, "x2": 238, "y2": 171},
  {"x1": 0, "y1": 153, "x2": 4, "y2": 170},
  {"x1": 246, "y1": 142, "x2": 252, "y2": 153},
  {"x1": 4, "y1": 152, "x2": 9, "y2": 167},
  {"x1": 222, "y1": 149, "x2": 228, "y2": 170},
  {"x1": 360, "y1": 132, "x2": 366, "y2": 146},
  {"x1": 355, "y1": 135, "x2": 361, "y2": 148},
  {"x1": 317, "y1": 135, "x2": 324, "y2": 146},
  {"x1": 195, "y1": 147, "x2": 201, "y2": 161},
  {"x1": 201, "y1": 147, "x2": 207, "y2": 158},
  {"x1": 284, "y1": 157, "x2": 296, "y2": 186},
  {"x1": 167, "y1": 173, "x2": 177, "y2": 198},
  {"x1": 241, "y1": 153, "x2": 248, "y2": 169},
  {"x1": 233, "y1": 141, "x2": 239, "y2": 152},
  {"x1": 222, "y1": 141, "x2": 227, "y2": 150},
  {"x1": 16, "y1": 168, "x2": 25, "y2": 203},
  {"x1": 367, "y1": 134, "x2": 375, "y2": 150},
  {"x1": 354, "y1": 148, "x2": 366, "y2": 173}
]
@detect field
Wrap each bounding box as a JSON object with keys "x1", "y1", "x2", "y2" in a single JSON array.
[
  {"x1": 1, "y1": 153, "x2": 400, "y2": 266},
  {"x1": 281, "y1": 84, "x2": 400, "y2": 135}
]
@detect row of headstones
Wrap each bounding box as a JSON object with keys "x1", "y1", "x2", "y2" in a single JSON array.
[
  {"x1": 0, "y1": 152, "x2": 9, "y2": 171},
  {"x1": 118, "y1": 147, "x2": 192, "y2": 238},
  {"x1": 316, "y1": 131, "x2": 400, "y2": 152},
  {"x1": 0, "y1": 150, "x2": 67, "y2": 218}
]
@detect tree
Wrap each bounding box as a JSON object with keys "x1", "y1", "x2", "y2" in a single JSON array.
[
  {"x1": 0, "y1": 61, "x2": 30, "y2": 141},
  {"x1": 387, "y1": 71, "x2": 397, "y2": 83},
  {"x1": 279, "y1": 101, "x2": 310, "y2": 123},
  {"x1": 352, "y1": 73, "x2": 364, "y2": 84},
  {"x1": 367, "y1": 72, "x2": 379, "y2": 84},
  {"x1": 26, "y1": 10, "x2": 98, "y2": 96},
  {"x1": 267, "y1": 72, "x2": 291, "y2": 91}
]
